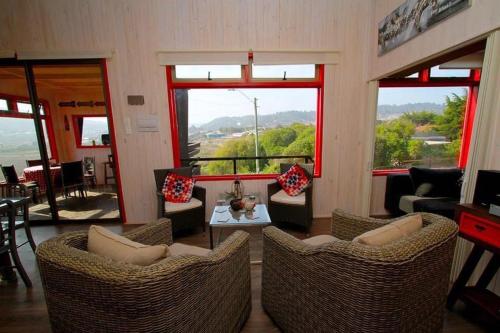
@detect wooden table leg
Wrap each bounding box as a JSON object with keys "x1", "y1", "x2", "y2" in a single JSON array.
[
  {"x1": 476, "y1": 254, "x2": 500, "y2": 289},
  {"x1": 447, "y1": 244, "x2": 485, "y2": 310}
]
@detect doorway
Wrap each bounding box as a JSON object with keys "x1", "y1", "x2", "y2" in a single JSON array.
[{"x1": 0, "y1": 59, "x2": 124, "y2": 223}]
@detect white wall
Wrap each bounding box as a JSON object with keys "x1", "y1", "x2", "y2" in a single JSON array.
[{"x1": 0, "y1": 0, "x2": 375, "y2": 223}]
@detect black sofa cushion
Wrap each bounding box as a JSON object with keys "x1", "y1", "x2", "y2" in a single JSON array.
[
  {"x1": 413, "y1": 198, "x2": 458, "y2": 219},
  {"x1": 409, "y1": 167, "x2": 463, "y2": 199}
]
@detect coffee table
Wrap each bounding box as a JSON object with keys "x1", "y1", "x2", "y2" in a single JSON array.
[{"x1": 209, "y1": 204, "x2": 272, "y2": 250}]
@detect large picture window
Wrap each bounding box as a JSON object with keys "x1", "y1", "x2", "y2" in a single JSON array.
[
  {"x1": 0, "y1": 94, "x2": 57, "y2": 177},
  {"x1": 373, "y1": 67, "x2": 480, "y2": 175},
  {"x1": 167, "y1": 61, "x2": 324, "y2": 179}
]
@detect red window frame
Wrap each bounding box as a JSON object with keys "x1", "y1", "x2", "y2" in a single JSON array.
[
  {"x1": 0, "y1": 93, "x2": 59, "y2": 161},
  {"x1": 72, "y1": 114, "x2": 111, "y2": 149},
  {"x1": 372, "y1": 68, "x2": 481, "y2": 176},
  {"x1": 166, "y1": 56, "x2": 325, "y2": 181}
]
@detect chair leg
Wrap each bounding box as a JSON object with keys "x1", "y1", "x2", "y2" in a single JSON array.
[
  {"x1": 23, "y1": 207, "x2": 36, "y2": 253},
  {"x1": 7, "y1": 212, "x2": 32, "y2": 287}
]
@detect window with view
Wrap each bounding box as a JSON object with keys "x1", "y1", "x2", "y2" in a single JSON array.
[
  {"x1": 168, "y1": 63, "x2": 323, "y2": 178},
  {"x1": 73, "y1": 116, "x2": 110, "y2": 148},
  {"x1": 374, "y1": 86, "x2": 469, "y2": 171}
]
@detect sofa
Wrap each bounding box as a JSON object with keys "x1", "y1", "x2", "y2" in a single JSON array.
[
  {"x1": 36, "y1": 219, "x2": 251, "y2": 333},
  {"x1": 261, "y1": 209, "x2": 458, "y2": 333},
  {"x1": 385, "y1": 167, "x2": 463, "y2": 219}
]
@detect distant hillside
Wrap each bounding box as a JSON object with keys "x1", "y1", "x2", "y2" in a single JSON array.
[
  {"x1": 377, "y1": 103, "x2": 444, "y2": 120},
  {"x1": 195, "y1": 110, "x2": 316, "y2": 132}
]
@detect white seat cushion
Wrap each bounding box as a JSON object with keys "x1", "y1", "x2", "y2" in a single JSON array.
[
  {"x1": 270, "y1": 189, "x2": 305, "y2": 206},
  {"x1": 165, "y1": 197, "x2": 202, "y2": 213},
  {"x1": 353, "y1": 214, "x2": 423, "y2": 246},
  {"x1": 87, "y1": 225, "x2": 169, "y2": 266},
  {"x1": 169, "y1": 243, "x2": 211, "y2": 257},
  {"x1": 303, "y1": 234, "x2": 339, "y2": 246}
]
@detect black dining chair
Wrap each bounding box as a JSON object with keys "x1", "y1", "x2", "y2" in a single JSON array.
[
  {"x1": 61, "y1": 161, "x2": 86, "y2": 198},
  {"x1": 26, "y1": 159, "x2": 43, "y2": 167},
  {"x1": 1, "y1": 165, "x2": 40, "y2": 203},
  {"x1": 0, "y1": 197, "x2": 37, "y2": 287}
]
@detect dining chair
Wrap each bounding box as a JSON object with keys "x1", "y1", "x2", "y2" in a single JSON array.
[
  {"x1": 83, "y1": 156, "x2": 96, "y2": 188},
  {"x1": 60, "y1": 161, "x2": 86, "y2": 198},
  {"x1": 26, "y1": 159, "x2": 43, "y2": 167},
  {"x1": 0, "y1": 165, "x2": 40, "y2": 203},
  {"x1": 0, "y1": 197, "x2": 37, "y2": 288}
]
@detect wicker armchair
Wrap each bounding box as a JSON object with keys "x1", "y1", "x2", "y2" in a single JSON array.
[
  {"x1": 267, "y1": 163, "x2": 314, "y2": 233},
  {"x1": 36, "y1": 219, "x2": 251, "y2": 333},
  {"x1": 154, "y1": 167, "x2": 206, "y2": 234},
  {"x1": 262, "y1": 209, "x2": 458, "y2": 333}
]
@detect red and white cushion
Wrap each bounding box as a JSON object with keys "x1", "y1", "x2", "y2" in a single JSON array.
[
  {"x1": 162, "y1": 172, "x2": 195, "y2": 203},
  {"x1": 276, "y1": 164, "x2": 310, "y2": 197}
]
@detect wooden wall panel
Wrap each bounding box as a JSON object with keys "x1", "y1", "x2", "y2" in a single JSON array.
[{"x1": 1, "y1": 0, "x2": 375, "y2": 223}]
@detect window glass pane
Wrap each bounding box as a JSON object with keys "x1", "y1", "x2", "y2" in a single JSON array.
[
  {"x1": 0, "y1": 99, "x2": 8, "y2": 111},
  {"x1": 79, "y1": 117, "x2": 109, "y2": 146},
  {"x1": 431, "y1": 66, "x2": 470, "y2": 77},
  {"x1": 0, "y1": 117, "x2": 41, "y2": 180},
  {"x1": 406, "y1": 72, "x2": 419, "y2": 78},
  {"x1": 252, "y1": 64, "x2": 316, "y2": 79},
  {"x1": 175, "y1": 88, "x2": 317, "y2": 176},
  {"x1": 175, "y1": 65, "x2": 241, "y2": 79},
  {"x1": 17, "y1": 101, "x2": 33, "y2": 113},
  {"x1": 374, "y1": 87, "x2": 468, "y2": 170}
]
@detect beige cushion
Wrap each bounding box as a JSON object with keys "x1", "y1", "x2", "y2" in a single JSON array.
[
  {"x1": 391, "y1": 214, "x2": 423, "y2": 235},
  {"x1": 165, "y1": 197, "x2": 202, "y2": 213},
  {"x1": 169, "y1": 243, "x2": 211, "y2": 257},
  {"x1": 303, "y1": 234, "x2": 339, "y2": 246},
  {"x1": 270, "y1": 189, "x2": 305, "y2": 206},
  {"x1": 88, "y1": 225, "x2": 169, "y2": 266},
  {"x1": 353, "y1": 214, "x2": 423, "y2": 246}
]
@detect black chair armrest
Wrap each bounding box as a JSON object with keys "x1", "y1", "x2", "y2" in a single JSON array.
[
  {"x1": 192, "y1": 185, "x2": 206, "y2": 205},
  {"x1": 384, "y1": 174, "x2": 414, "y2": 215},
  {"x1": 267, "y1": 182, "x2": 281, "y2": 200},
  {"x1": 156, "y1": 191, "x2": 165, "y2": 218}
]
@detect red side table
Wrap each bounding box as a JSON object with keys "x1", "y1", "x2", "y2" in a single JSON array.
[{"x1": 447, "y1": 204, "x2": 500, "y2": 325}]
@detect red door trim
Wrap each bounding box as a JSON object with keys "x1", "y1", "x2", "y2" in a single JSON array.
[{"x1": 100, "y1": 59, "x2": 127, "y2": 223}]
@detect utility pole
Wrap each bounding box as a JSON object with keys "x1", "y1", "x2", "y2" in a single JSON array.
[{"x1": 253, "y1": 97, "x2": 260, "y2": 173}]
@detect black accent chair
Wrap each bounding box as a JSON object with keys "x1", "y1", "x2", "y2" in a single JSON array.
[
  {"x1": 154, "y1": 167, "x2": 206, "y2": 235},
  {"x1": 267, "y1": 163, "x2": 314, "y2": 233},
  {"x1": 385, "y1": 167, "x2": 463, "y2": 219},
  {"x1": 26, "y1": 159, "x2": 43, "y2": 167},
  {"x1": 1, "y1": 165, "x2": 40, "y2": 203},
  {"x1": 61, "y1": 161, "x2": 86, "y2": 198}
]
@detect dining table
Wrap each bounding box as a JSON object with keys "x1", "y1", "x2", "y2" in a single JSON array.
[{"x1": 23, "y1": 165, "x2": 62, "y2": 193}]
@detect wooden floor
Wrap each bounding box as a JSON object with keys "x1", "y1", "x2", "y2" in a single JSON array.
[{"x1": 0, "y1": 219, "x2": 492, "y2": 333}]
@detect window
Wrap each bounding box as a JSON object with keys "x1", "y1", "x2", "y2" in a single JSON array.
[
  {"x1": 174, "y1": 65, "x2": 242, "y2": 79},
  {"x1": 251, "y1": 64, "x2": 316, "y2": 79},
  {"x1": 0, "y1": 96, "x2": 57, "y2": 178},
  {"x1": 430, "y1": 66, "x2": 470, "y2": 78},
  {"x1": 167, "y1": 62, "x2": 324, "y2": 179},
  {"x1": 73, "y1": 115, "x2": 110, "y2": 148},
  {"x1": 375, "y1": 87, "x2": 468, "y2": 170},
  {"x1": 374, "y1": 67, "x2": 480, "y2": 175}
]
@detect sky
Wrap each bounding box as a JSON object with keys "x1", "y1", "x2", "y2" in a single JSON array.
[{"x1": 177, "y1": 65, "x2": 470, "y2": 126}]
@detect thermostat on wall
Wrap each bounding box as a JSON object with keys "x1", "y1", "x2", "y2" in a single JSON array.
[{"x1": 136, "y1": 115, "x2": 159, "y2": 132}]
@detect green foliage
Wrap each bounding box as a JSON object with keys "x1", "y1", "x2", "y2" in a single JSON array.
[
  {"x1": 201, "y1": 124, "x2": 315, "y2": 175},
  {"x1": 401, "y1": 111, "x2": 438, "y2": 126},
  {"x1": 373, "y1": 92, "x2": 467, "y2": 169}
]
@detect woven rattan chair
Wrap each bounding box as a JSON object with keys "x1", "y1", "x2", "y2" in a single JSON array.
[
  {"x1": 267, "y1": 163, "x2": 314, "y2": 233},
  {"x1": 262, "y1": 209, "x2": 458, "y2": 333},
  {"x1": 154, "y1": 167, "x2": 206, "y2": 235},
  {"x1": 36, "y1": 218, "x2": 251, "y2": 333}
]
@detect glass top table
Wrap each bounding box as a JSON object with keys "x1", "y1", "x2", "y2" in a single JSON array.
[{"x1": 209, "y1": 204, "x2": 271, "y2": 249}]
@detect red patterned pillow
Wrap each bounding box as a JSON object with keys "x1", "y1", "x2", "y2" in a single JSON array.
[
  {"x1": 162, "y1": 172, "x2": 195, "y2": 203},
  {"x1": 276, "y1": 164, "x2": 310, "y2": 196}
]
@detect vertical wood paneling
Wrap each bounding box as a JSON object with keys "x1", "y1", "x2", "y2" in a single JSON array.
[{"x1": 2, "y1": 0, "x2": 375, "y2": 223}]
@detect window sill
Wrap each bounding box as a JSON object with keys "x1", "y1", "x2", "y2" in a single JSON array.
[
  {"x1": 194, "y1": 173, "x2": 320, "y2": 181},
  {"x1": 372, "y1": 169, "x2": 409, "y2": 177}
]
